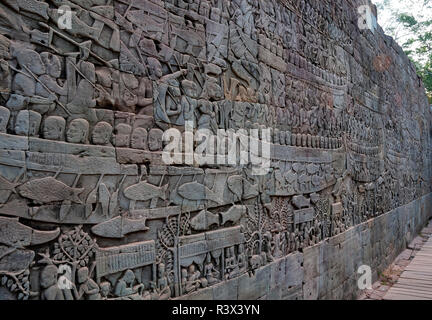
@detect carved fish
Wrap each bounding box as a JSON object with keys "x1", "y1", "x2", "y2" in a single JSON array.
[
  {"x1": 124, "y1": 181, "x2": 168, "y2": 202},
  {"x1": 91, "y1": 216, "x2": 149, "y2": 239},
  {"x1": 0, "y1": 175, "x2": 20, "y2": 193},
  {"x1": 220, "y1": 205, "x2": 247, "y2": 225},
  {"x1": 243, "y1": 179, "x2": 258, "y2": 199},
  {"x1": 227, "y1": 175, "x2": 243, "y2": 200},
  {"x1": 190, "y1": 209, "x2": 219, "y2": 231},
  {"x1": 178, "y1": 182, "x2": 223, "y2": 204},
  {"x1": 17, "y1": 177, "x2": 84, "y2": 204},
  {"x1": 227, "y1": 175, "x2": 258, "y2": 200},
  {"x1": 0, "y1": 216, "x2": 60, "y2": 248}
]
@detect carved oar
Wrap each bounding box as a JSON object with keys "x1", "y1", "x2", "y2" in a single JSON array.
[
  {"x1": 85, "y1": 174, "x2": 105, "y2": 219},
  {"x1": 108, "y1": 174, "x2": 127, "y2": 217}
]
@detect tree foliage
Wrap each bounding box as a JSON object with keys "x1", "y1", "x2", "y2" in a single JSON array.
[{"x1": 375, "y1": 0, "x2": 432, "y2": 102}]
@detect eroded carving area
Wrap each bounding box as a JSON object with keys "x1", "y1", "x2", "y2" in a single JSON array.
[{"x1": 0, "y1": 0, "x2": 430, "y2": 300}]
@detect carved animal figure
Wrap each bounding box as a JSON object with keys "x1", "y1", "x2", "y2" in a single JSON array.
[
  {"x1": 190, "y1": 209, "x2": 220, "y2": 231},
  {"x1": 91, "y1": 216, "x2": 149, "y2": 239},
  {"x1": 227, "y1": 175, "x2": 258, "y2": 200},
  {"x1": 123, "y1": 181, "x2": 168, "y2": 202},
  {"x1": 220, "y1": 205, "x2": 247, "y2": 225},
  {"x1": 0, "y1": 216, "x2": 60, "y2": 248},
  {"x1": 178, "y1": 182, "x2": 223, "y2": 204},
  {"x1": 17, "y1": 177, "x2": 84, "y2": 204},
  {"x1": 0, "y1": 175, "x2": 20, "y2": 193}
]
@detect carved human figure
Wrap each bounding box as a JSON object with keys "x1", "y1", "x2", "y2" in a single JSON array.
[
  {"x1": 203, "y1": 254, "x2": 219, "y2": 286},
  {"x1": 43, "y1": 116, "x2": 66, "y2": 141},
  {"x1": 114, "y1": 123, "x2": 132, "y2": 147},
  {"x1": 237, "y1": 244, "x2": 247, "y2": 272},
  {"x1": 197, "y1": 99, "x2": 218, "y2": 133},
  {"x1": 40, "y1": 264, "x2": 72, "y2": 300},
  {"x1": 0, "y1": 106, "x2": 10, "y2": 133},
  {"x1": 37, "y1": 52, "x2": 67, "y2": 99},
  {"x1": 184, "y1": 264, "x2": 203, "y2": 293},
  {"x1": 272, "y1": 223, "x2": 283, "y2": 258},
  {"x1": 180, "y1": 80, "x2": 199, "y2": 126},
  {"x1": 99, "y1": 281, "x2": 111, "y2": 300},
  {"x1": 92, "y1": 121, "x2": 113, "y2": 146},
  {"x1": 149, "y1": 57, "x2": 187, "y2": 128},
  {"x1": 130, "y1": 127, "x2": 148, "y2": 150},
  {"x1": 148, "y1": 128, "x2": 163, "y2": 151},
  {"x1": 155, "y1": 263, "x2": 171, "y2": 300},
  {"x1": 165, "y1": 85, "x2": 182, "y2": 124},
  {"x1": 15, "y1": 110, "x2": 42, "y2": 136},
  {"x1": 66, "y1": 118, "x2": 89, "y2": 144},
  {"x1": 66, "y1": 61, "x2": 96, "y2": 114},
  {"x1": 224, "y1": 246, "x2": 239, "y2": 279},
  {"x1": 287, "y1": 224, "x2": 296, "y2": 253},
  {"x1": 114, "y1": 269, "x2": 144, "y2": 299},
  {"x1": 75, "y1": 267, "x2": 100, "y2": 300}
]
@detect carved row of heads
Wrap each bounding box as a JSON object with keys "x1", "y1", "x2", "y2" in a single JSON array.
[{"x1": 0, "y1": 106, "x2": 163, "y2": 150}]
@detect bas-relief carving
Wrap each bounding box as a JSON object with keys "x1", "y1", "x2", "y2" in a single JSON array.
[{"x1": 0, "y1": 0, "x2": 430, "y2": 300}]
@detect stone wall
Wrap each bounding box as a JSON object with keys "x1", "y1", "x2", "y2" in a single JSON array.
[
  {"x1": 177, "y1": 193, "x2": 432, "y2": 300},
  {"x1": 0, "y1": 0, "x2": 431, "y2": 300}
]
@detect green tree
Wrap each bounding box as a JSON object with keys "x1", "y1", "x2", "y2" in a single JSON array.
[{"x1": 375, "y1": 0, "x2": 432, "y2": 102}]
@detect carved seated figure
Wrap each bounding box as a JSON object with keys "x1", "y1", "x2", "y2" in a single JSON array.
[
  {"x1": 224, "y1": 246, "x2": 239, "y2": 280},
  {"x1": 75, "y1": 267, "x2": 100, "y2": 300},
  {"x1": 114, "y1": 269, "x2": 144, "y2": 300},
  {"x1": 203, "y1": 254, "x2": 219, "y2": 286},
  {"x1": 183, "y1": 264, "x2": 204, "y2": 294},
  {"x1": 40, "y1": 264, "x2": 73, "y2": 300},
  {"x1": 99, "y1": 281, "x2": 111, "y2": 300}
]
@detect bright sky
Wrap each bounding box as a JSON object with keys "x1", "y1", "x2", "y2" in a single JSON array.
[{"x1": 373, "y1": 0, "x2": 432, "y2": 63}]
